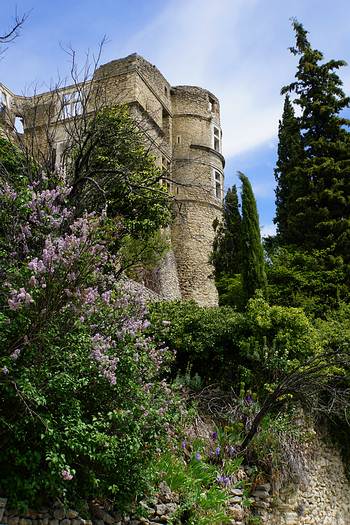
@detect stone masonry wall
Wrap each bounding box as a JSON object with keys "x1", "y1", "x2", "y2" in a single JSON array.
[
  {"x1": 1, "y1": 54, "x2": 225, "y2": 307},
  {"x1": 171, "y1": 200, "x2": 220, "y2": 306}
]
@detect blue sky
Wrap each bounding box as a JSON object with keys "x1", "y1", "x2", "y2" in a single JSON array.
[{"x1": 2, "y1": 0, "x2": 350, "y2": 236}]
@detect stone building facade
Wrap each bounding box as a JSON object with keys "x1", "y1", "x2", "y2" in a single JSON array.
[{"x1": 0, "y1": 53, "x2": 224, "y2": 306}]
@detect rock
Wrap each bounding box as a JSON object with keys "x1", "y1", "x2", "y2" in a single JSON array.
[
  {"x1": 230, "y1": 496, "x2": 242, "y2": 504},
  {"x1": 72, "y1": 520, "x2": 85, "y2": 525},
  {"x1": 229, "y1": 504, "x2": 244, "y2": 520},
  {"x1": 285, "y1": 512, "x2": 298, "y2": 525},
  {"x1": 67, "y1": 512, "x2": 79, "y2": 520},
  {"x1": 252, "y1": 490, "x2": 269, "y2": 499},
  {"x1": 155, "y1": 505, "x2": 167, "y2": 517},
  {"x1": 165, "y1": 503, "x2": 177, "y2": 514},
  {"x1": 254, "y1": 500, "x2": 270, "y2": 509},
  {"x1": 256, "y1": 483, "x2": 271, "y2": 492},
  {"x1": 8, "y1": 518, "x2": 19, "y2": 525},
  {"x1": 53, "y1": 510, "x2": 65, "y2": 521},
  {"x1": 231, "y1": 488, "x2": 243, "y2": 497},
  {"x1": 49, "y1": 520, "x2": 59, "y2": 525},
  {"x1": 60, "y1": 520, "x2": 71, "y2": 525},
  {"x1": 158, "y1": 482, "x2": 172, "y2": 503}
]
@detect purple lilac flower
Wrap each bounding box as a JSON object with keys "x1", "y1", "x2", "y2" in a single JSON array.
[
  {"x1": 10, "y1": 349, "x2": 21, "y2": 360},
  {"x1": 8, "y1": 288, "x2": 34, "y2": 310},
  {"x1": 61, "y1": 469, "x2": 73, "y2": 481},
  {"x1": 101, "y1": 290, "x2": 112, "y2": 304}
]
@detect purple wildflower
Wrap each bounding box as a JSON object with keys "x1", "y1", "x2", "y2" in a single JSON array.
[{"x1": 195, "y1": 452, "x2": 201, "y2": 461}]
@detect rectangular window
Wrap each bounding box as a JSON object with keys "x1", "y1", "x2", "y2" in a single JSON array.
[
  {"x1": 213, "y1": 126, "x2": 221, "y2": 152},
  {"x1": 14, "y1": 116, "x2": 24, "y2": 134},
  {"x1": 60, "y1": 91, "x2": 83, "y2": 119},
  {"x1": 214, "y1": 170, "x2": 223, "y2": 200},
  {"x1": 0, "y1": 91, "x2": 7, "y2": 108},
  {"x1": 209, "y1": 96, "x2": 215, "y2": 112}
]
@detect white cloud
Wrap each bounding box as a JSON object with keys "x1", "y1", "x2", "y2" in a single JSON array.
[
  {"x1": 261, "y1": 223, "x2": 276, "y2": 238},
  {"x1": 122, "y1": 0, "x2": 350, "y2": 159}
]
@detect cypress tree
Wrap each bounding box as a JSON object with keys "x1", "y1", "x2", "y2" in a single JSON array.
[
  {"x1": 239, "y1": 172, "x2": 267, "y2": 302},
  {"x1": 274, "y1": 95, "x2": 304, "y2": 243},
  {"x1": 212, "y1": 185, "x2": 241, "y2": 277},
  {"x1": 280, "y1": 19, "x2": 350, "y2": 254}
]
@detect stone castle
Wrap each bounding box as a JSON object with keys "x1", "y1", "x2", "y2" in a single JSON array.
[{"x1": 0, "y1": 53, "x2": 224, "y2": 306}]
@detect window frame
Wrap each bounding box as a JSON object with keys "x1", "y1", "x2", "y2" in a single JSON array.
[
  {"x1": 59, "y1": 90, "x2": 83, "y2": 120},
  {"x1": 213, "y1": 169, "x2": 224, "y2": 200}
]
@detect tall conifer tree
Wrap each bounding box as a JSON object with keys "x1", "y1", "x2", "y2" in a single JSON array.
[
  {"x1": 239, "y1": 172, "x2": 267, "y2": 302},
  {"x1": 274, "y1": 95, "x2": 304, "y2": 243},
  {"x1": 212, "y1": 185, "x2": 241, "y2": 277},
  {"x1": 277, "y1": 20, "x2": 350, "y2": 255}
]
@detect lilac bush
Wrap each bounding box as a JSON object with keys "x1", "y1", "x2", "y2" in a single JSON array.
[{"x1": 0, "y1": 140, "x2": 176, "y2": 509}]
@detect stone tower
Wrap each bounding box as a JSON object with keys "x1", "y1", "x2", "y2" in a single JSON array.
[
  {"x1": 0, "y1": 54, "x2": 224, "y2": 306},
  {"x1": 171, "y1": 86, "x2": 224, "y2": 306}
]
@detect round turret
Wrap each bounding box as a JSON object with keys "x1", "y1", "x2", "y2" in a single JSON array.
[{"x1": 170, "y1": 86, "x2": 224, "y2": 306}]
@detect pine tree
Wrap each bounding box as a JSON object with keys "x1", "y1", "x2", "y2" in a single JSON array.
[
  {"x1": 274, "y1": 95, "x2": 304, "y2": 243},
  {"x1": 212, "y1": 185, "x2": 241, "y2": 277},
  {"x1": 279, "y1": 19, "x2": 350, "y2": 254},
  {"x1": 239, "y1": 172, "x2": 267, "y2": 302}
]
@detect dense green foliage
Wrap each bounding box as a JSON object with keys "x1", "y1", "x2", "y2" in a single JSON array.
[
  {"x1": 70, "y1": 106, "x2": 172, "y2": 239},
  {"x1": 211, "y1": 175, "x2": 266, "y2": 308},
  {"x1": 150, "y1": 296, "x2": 319, "y2": 394},
  {"x1": 239, "y1": 173, "x2": 267, "y2": 303},
  {"x1": 276, "y1": 20, "x2": 350, "y2": 258},
  {"x1": 211, "y1": 185, "x2": 241, "y2": 277},
  {"x1": 274, "y1": 95, "x2": 304, "y2": 241},
  {"x1": 265, "y1": 246, "x2": 347, "y2": 317},
  {"x1": 3, "y1": 19, "x2": 350, "y2": 519},
  {"x1": 0, "y1": 126, "x2": 177, "y2": 509}
]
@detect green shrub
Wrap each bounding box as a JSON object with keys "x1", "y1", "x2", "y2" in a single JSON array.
[{"x1": 149, "y1": 295, "x2": 320, "y2": 394}]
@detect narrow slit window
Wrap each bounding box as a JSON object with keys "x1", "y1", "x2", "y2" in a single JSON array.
[
  {"x1": 209, "y1": 96, "x2": 215, "y2": 112},
  {"x1": 214, "y1": 170, "x2": 223, "y2": 200},
  {"x1": 213, "y1": 126, "x2": 221, "y2": 152}
]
